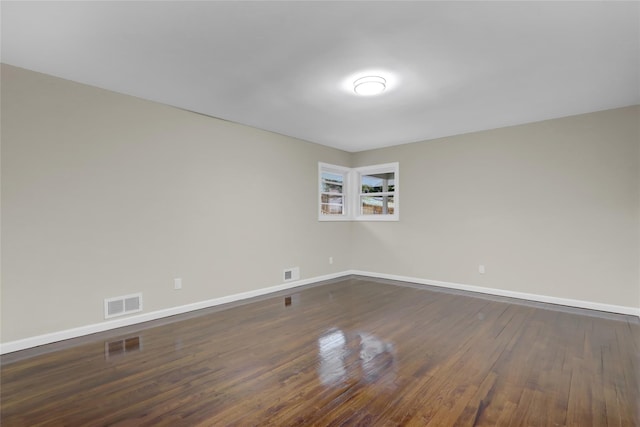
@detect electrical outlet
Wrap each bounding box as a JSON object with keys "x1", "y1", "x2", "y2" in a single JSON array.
[
  {"x1": 174, "y1": 278, "x2": 182, "y2": 289},
  {"x1": 329, "y1": 256, "x2": 333, "y2": 265},
  {"x1": 478, "y1": 265, "x2": 485, "y2": 274}
]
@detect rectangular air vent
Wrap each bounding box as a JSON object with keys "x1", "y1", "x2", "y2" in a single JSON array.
[
  {"x1": 283, "y1": 267, "x2": 300, "y2": 282},
  {"x1": 104, "y1": 293, "x2": 142, "y2": 319}
]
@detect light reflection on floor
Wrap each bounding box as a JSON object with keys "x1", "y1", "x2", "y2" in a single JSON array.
[{"x1": 317, "y1": 328, "x2": 396, "y2": 388}]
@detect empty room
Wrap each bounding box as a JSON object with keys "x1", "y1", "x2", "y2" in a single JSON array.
[{"x1": 1, "y1": 1, "x2": 639, "y2": 426}]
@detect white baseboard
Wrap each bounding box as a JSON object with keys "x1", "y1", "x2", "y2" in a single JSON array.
[
  {"x1": 0, "y1": 271, "x2": 350, "y2": 355},
  {"x1": 349, "y1": 270, "x2": 640, "y2": 317},
  {"x1": 3, "y1": 270, "x2": 638, "y2": 354}
]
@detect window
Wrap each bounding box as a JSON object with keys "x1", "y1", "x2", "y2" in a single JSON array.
[
  {"x1": 319, "y1": 163, "x2": 350, "y2": 220},
  {"x1": 356, "y1": 164, "x2": 398, "y2": 220},
  {"x1": 319, "y1": 162, "x2": 399, "y2": 221}
]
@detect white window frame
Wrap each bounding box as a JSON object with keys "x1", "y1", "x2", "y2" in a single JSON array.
[
  {"x1": 318, "y1": 163, "x2": 351, "y2": 221},
  {"x1": 354, "y1": 162, "x2": 399, "y2": 222},
  {"x1": 318, "y1": 162, "x2": 399, "y2": 222}
]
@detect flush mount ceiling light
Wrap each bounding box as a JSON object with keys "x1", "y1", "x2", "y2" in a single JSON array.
[{"x1": 353, "y1": 75, "x2": 386, "y2": 96}]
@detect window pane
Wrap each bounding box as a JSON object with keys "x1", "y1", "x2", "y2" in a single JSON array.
[
  {"x1": 361, "y1": 195, "x2": 395, "y2": 215},
  {"x1": 321, "y1": 194, "x2": 343, "y2": 204},
  {"x1": 321, "y1": 172, "x2": 344, "y2": 193},
  {"x1": 321, "y1": 204, "x2": 344, "y2": 215},
  {"x1": 361, "y1": 172, "x2": 394, "y2": 193},
  {"x1": 321, "y1": 195, "x2": 343, "y2": 215}
]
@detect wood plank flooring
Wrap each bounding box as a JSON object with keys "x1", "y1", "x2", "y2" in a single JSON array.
[{"x1": 1, "y1": 277, "x2": 639, "y2": 426}]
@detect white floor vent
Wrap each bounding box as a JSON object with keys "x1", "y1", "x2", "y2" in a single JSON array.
[{"x1": 104, "y1": 293, "x2": 143, "y2": 319}]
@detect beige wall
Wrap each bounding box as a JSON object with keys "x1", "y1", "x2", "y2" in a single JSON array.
[
  {"x1": 2, "y1": 64, "x2": 638, "y2": 345},
  {"x1": 352, "y1": 106, "x2": 640, "y2": 307},
  {"x1": 1, "y1": 65, "x2": 352, "y2": 342}
]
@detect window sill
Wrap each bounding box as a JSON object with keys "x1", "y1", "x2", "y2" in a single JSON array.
[{"x1": 319, "y1": 215, "x2": 399, "y2": 222}]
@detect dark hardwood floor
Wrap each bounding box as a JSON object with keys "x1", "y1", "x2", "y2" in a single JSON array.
[{"x1": 1, "y1": 277, "x2": 639, "y2": 426}]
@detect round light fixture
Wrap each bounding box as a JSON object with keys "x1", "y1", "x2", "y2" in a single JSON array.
[{"x1": 353, "y1": 75, "x2": 386, "y2": 96}]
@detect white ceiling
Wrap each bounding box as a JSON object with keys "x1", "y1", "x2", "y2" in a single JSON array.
[{"x1": 2, "y1": 1, "x2": 639, "y2": 152}]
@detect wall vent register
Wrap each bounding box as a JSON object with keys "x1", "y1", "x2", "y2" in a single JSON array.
[
  {"x1": 283, "y1": 267, "x2": 300, "y2": 282},
  {"x1": 104, "y1": 293, "x2": 143, "y2": 319}
]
